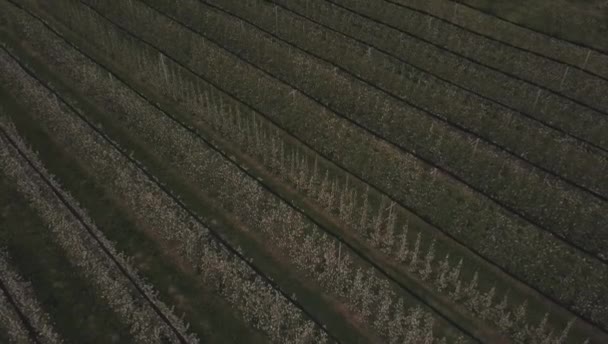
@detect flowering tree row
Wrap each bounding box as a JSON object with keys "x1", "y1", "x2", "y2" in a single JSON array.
[
  {"x1": 80, "y1": 0, "x2": 608, "y2": 277},
  {"x1": 0, "y1": 118, "x2": 198, "y2": 343},
  {"x1": 327, "y1": 0, "x2": 608, "y2": 111},
  {"x1": 271, "y1": 0, "x2": 608, "y2": 151},
  {"x1": 3, "y1": 2, "x2": 476, "y2": 342},
  {"x1": 0, "y1": 17, "x2": 331, "y2": 343},
  {"x1": 77, "y1": 4, "x2": 573, "y2": 339},
  {"x1": 205, "y1": 0, "x2": 608, "y2": 198},
  {"x1": 229, "y1": 114, "x2": 583, "y2": 344},
  {"x1": 0, "y1": 251, "x2": 63, "y2": 344},
  {"x1": 0, "y1": 249, "x2": 63, "y2": 344},
  {"x1": 45, "y1": 0, "x2": 608, "y2": 338},
  {"x1": 21, "y1": 0, "x2": 604, "y2": 342},
  {"x1": 0, "y1": 285, "x2": 31, "y2": 344},
  {"x1": 388, "y1": 0, "x2": 608, "y2": 79},
  {"x1": 135, "y1": 0, "x2": 608, "y2": 263}
]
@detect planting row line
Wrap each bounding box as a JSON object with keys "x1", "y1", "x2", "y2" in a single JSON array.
[
  {"x1": 338, "y1": 0, "x2": 608, "y2": 85},
  {"x1": 318, "y1": 0, "x2": 608, "y2": 112},
  {"x1": 92, "y1": 0, "x2": 608, "y2": 270},
  {"x1": 210, "y1": 0, "x2": 608, "y2": 198},
  {"x1": 27, "y1": 0, "x2": 504, "y2": 342},
  {"x1": 45, "y1": 0, "x2": 608, "y2": 336},
  {"x1": 6, "y1": 6, "x2": 479, "y2": 343},
  {"x1": 397, "y1": 0, "x2": 608, "y2": 74},
  {"x1": 0, "y1": 5, "x2": 480, "y2": 342},
  {"x1": 0, "y1": 154, "x2": 153, "y2": 344},
  {"x1": 271, "y1": 0, "x2": 608, "y2": 151},
  {"x1": 163, "y1": 0, "x2": 608, "y2": 245},
  {"x1": 0, "y1": 279, "x2": 36, "y2": 344},
  {"x1": 0, "y1": 250, "x2": 63, "y2": 344},
  {"x1": 1, "y1": 92, "x2": 274, "y2": 344},
  {"x1": 0, "y1": 41, "x2": 333, "y2": 344},
  {"x1": 20, "y1": 0, "x2": 509, "y2": 342},
  {"x1": 0, "y1": 250, "x2": 59, "y2": 344},
  {"x1": 20, "y1": 0, "x2": 608, "y2": 342},
  {"x1": 0, "y1": 119, "x2": 198, "y2": 343}
]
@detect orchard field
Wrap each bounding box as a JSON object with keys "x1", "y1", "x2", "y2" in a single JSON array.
[{"x1": 0, "y1": 0, "x2": 607, "y2": 343}]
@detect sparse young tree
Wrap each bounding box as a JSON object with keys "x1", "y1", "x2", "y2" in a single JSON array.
[
  {"x1": 420, "y1": 239, "x2": 436, "y2": 281},
  {"x1": 409, "y1": 233, "x2": 422, "y2": 272},
  {"x1": 436, "y1": 253, "x2": 451, "y2": 292}
]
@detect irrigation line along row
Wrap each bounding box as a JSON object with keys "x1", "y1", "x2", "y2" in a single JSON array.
[
  {"x1": 59, "y1": 0, "x2": 608, "y2": 336},
  {"x1": 88, "y1": 1, "x2": 491, "y2": 340},
  {"x1": 0, "y1": 275, "x2": 41, "y2": 344},
  {"x1": 375, "y1": 0, "x2": 608, "y2": 81},
  {"x1": 447, "y1": 0, "x2": 608, "y2": 57},
  {"x1": 319, "y1": 0, "x2": 608, "y2": 117},
  {"x1": 265, "y1": 0, "x2": 608, "y2": 156},
  {"x1": 76, "y1": 0, "x2": 608, "y2": 334},
  {"x1": 201, "y1": 0, "x2": 608, "y2": 202},
  {"x1": 1, "y1": 5, "x2": 342, "y2": 342},
  {"x1": 0, "y1": 88, "x2": 192, "y2": 344},
  {"x1": 131, "y1": 0, "x2": 608, "y2": 267},
  {"x1": 15, "y1": 2, "x2": 484, "y2": 341}
]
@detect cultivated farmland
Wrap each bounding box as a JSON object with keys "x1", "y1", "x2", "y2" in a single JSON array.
[{"x1": 0, "y1": 0, "x2": 606, "y2": 343}]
